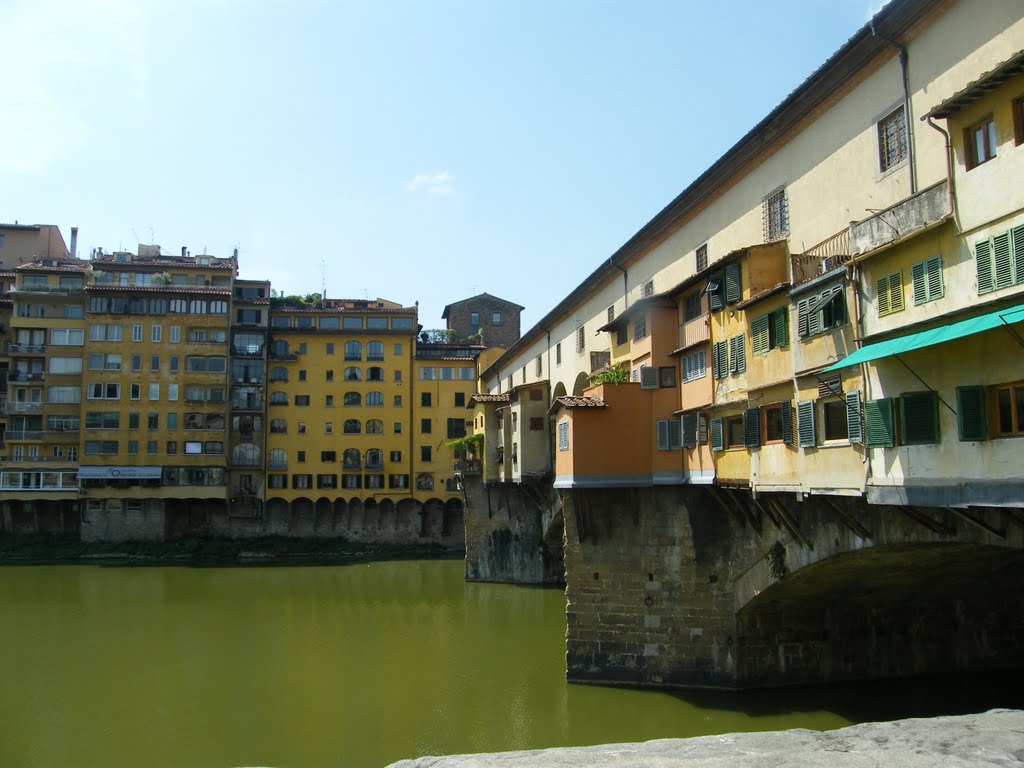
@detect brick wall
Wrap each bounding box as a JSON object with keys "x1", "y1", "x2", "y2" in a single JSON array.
[{"x1": 445, "y1": 297, "x2": 521, "y2": 348}]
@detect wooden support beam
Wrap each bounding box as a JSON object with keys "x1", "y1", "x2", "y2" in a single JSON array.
[
  {"x1": 751, "y1": 495, "x2": 783, "y2": 532},
  {"x1": 822, "y1": 496, "x2": 873, "y2": 540},
  {"x1": 949, "y1": 507, "x2": 1005, "y2": 540},
  {"x1": 900, "y1": 505, "x2": 956, "y2": 537},
  {"x1": 706, "y1": 486, "x2": 744, "y2": 528},
  {"x1": 765, "y1": 496, "x2": 813, "y2": 550},
  {"x1": 730, "y1": 489, "x2": 762, "y2": 536}
]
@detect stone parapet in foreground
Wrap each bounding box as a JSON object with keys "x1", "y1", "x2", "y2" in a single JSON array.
[{"x1": 387, "y1": 709, "x2": 1023, "y2": 767}]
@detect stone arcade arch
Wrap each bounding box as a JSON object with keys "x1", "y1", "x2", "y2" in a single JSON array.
[{"x1": 571, "y1": 372, "x2": 590, "y2": 396}]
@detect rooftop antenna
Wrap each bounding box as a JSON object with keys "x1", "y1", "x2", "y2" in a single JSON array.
[{"x1": 322, "y1": 258, "x2": 326, "y2": 300}]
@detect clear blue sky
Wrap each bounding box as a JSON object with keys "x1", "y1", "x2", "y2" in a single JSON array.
[{"x1": 1, "y1": 0, "x2": 887, "y2": 331}]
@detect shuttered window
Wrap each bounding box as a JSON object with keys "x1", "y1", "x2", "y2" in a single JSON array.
[
  {"x1": 557, "y1": 421, "x2": 569, "y2": 451},
  {"x1": 744, "y1": 406, "x2": 760, "y2": 448},
  {"x1": 640, "y1": 366, "x2": 659, "y2": 389},
  {"x1": 797, "y1": 283, "x2": 845, "y2": 338},
  {"x1": 712, "y1": 341, "x2": 729, "y2": 379},
  {"x1": 709, "y1": 418, "x2": 724, "y2": 452},
  {"x1": 707, "y1": 274, "x2": 725, "y2": 312},
  {"x1": 681, "y1": 413, "x2": 698, "y2": 448},
  {"x1": 956, "y1": 385, "x2": 987, "y2": 442},
  {"x1": 876, "y1": 271, "x2": 905, "y2": 316},
  {"x1": 780, "y1": 400, "x2": 794, "y2": 445},
  {"x1": 976, "y1": 225, "x2": 1024, "y2": 294},
  {"x1": 729, "y1": 335, "x2": 746, "y2": 375},
  {"x1": 752, "y1": 307, "x2": 788, "y2": 355},
  {"x1": 797, "y1": 400, "x2": 816, "y2": 447},
  {"x1": 697, "y1": 414, "x2": 708, "y2": 445},
  {"x1": 725, "y1": 263, "x2": 742, "y2": 305},
  {"x1": 656, "y1": 419, "x2": 681, "y2": 451},
  {"x1": 817, "y1": 372, "x2": 842, "y2": 399},
  {"x1": 846, "y1": 391, "x2": 863, "y2": 443},
  {"x1": 865, "y1": 397, "x2": 895, "y2": 447},
  {"x1": 682, "y1": 349, "x2": 706, "y2": 383},
  {"x1": 911, "y1": 255, "x2": 943, "y2": 305},
  {"x1": 899, "y1": 391, "x2": 939, "y2": 445}
]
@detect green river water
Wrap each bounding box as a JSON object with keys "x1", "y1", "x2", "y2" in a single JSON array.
[{"x1": 2, "y1": 559, "x2": 1020, "y2": 768}]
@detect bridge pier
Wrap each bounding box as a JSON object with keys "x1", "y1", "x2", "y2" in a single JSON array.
[{"x1": 560, "y1": 486, "x2": 1024, "y2": 690}]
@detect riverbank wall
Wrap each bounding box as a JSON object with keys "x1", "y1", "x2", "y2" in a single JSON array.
[{"x1": 386, "y1": 709, "x2": 1024, "y2": 767}]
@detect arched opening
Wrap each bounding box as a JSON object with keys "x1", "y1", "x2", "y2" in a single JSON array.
[
  {"x1": 552, "y1": 381, "x2": 567, "y2": 400},
  {"x1": 572, "y1": 372, "x2": 590, "y2": 396}
]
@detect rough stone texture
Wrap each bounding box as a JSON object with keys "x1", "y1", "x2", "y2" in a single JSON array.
[
  {"x1": 443, "y1": 294, "x2": 522, "y2": 348},
  {"x1": 463, "y1": 478, "x2": 564, "y2": 584},
  {"x1": 386, "y1": 709, "x2": 1024, "y2": 767}
]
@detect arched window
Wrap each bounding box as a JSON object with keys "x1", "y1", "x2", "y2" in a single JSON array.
[
  {"x1": 232, "y1": 443, "x2": 260, "y2": 466},
  {"x1": 270, "y1": 418, "x2": 287, "y2": 434},
  {"x1": 367, "y1": 367, "x2": 384, "y2": 381},
  {"x1": 269, "y1": 448, "x2": 287, "y2": 469},
  {"x1": 270, "y1": 366, "x2": 288, "y2": 382},
  {"x1": 365, "y1": 419, "x2": 384, "y2": 434},
  {"x1": 416, "y1": 473, "x2": 434, "y2": 491},
  {"x1": 189, "y1": 299, "x2": 207, "y2": 314},
  {"x1": 344, "y1": 419, "x2": 361, "y2": 434},
  {"x1": 209, "y1": 300, "x2": 228, "y2": 315},
  {"x1": 365, "y1": 391, "x2": 383, "y2": 406},
  {"x1": 344, "y1": 367, "x2": 362, "y2": 381},
  {"x1": 344, "y1": 341, "x2": 362, "y2": 361},
  {"x1": 367, "y1": 341, "x2": 384, "y2": 361},
  {"x1": 342, "y1": 449, "x2": 360, "y2": 469},
  {"x1": 170, "y1": 299, "x2": 187, "y2": 313},
  {"x1": 343, "y1": 392, "x2": 361, "y2": 407},
  {"x1": 271, "y1": 340, "x2": 289, "y2": 357},
  {"x1": 270, "y1": 391, "x2": 288, "y2": 405},
  {"x1": 365, "y1": 449, "x2": 383, "y2": 469}
]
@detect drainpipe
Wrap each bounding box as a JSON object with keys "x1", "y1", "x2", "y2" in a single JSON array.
[
  {"x1": 610, "y1": 258, "x2": 628, "y2": 305},
  {"x1": 872, "y1": 21, "x2": 916, "y2": 195},
  {"x1": 926, "y1": 116, "x2": 960, "y2": 230}
]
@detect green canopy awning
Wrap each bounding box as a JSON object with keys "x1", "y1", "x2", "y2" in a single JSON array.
[{"x1": 823, "y1": 301, "x2": 1024, "y2": 372}]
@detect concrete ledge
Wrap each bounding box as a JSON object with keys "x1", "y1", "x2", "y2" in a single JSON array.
[{"x1": 387, "y1": 709, "x2": 1023, "y2": 767}]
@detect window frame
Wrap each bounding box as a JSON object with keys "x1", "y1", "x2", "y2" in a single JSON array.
[
  {"x1": 877, "y1": 105, "x2": 908, "y2": 174},
  {"x1": 964, "y1": 115, "x2": 997, "y2": 170}
]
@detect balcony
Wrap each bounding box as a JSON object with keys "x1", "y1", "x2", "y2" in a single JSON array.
[
  {"x1": 342, "y1": 461, "x2": 361, "y2": 471},
  {"x1": 6, "y1": 431, "x2": 43, "y2": 441},
  {"x1": 231, "y1": 345, "x2": 265, "y2": 357},
  {"x1": 46, "y1": 428, "x2": 80, "y2": 439},
  {"x1": 679, "y1": 313, "x2": 710, "y2": 349},
  {"x1": 9, "y1": 285, "x2": 84, "y2": 296},
  {"x1": 268, "y1": 460, "x2": 287, "y2": 470},
  {"x1": 8, "y1": 372, "x2": 45, "y2": 382},
  {"x1": 5, "y1": 402, "x2": 43, "y2": 415},
  {"x1": 453, "y1": 459, "x2": 481, "y2": 475},
  {"x1": 792, "y1": 228, "x2": 853, "y2": 286},
  {"x1": 231, "y1": 398, "x2": 264, "y2": 411},
  {"x1": 365, "y1": 461, "x2": 384, "y2": 471},
  {"x1": 850, "y1": 179, "x2": 949, "y2": 258},
  {"x1": 8, "y1": 343, "x2": 46, "y2": 355},
  {"x1": 232, "y1": 376, "x2": 264, "y2": 386}
]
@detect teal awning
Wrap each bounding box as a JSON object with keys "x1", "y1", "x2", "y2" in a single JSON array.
[{"x1": 823, "y1": 301, "x2": 1024, "y2": 372}]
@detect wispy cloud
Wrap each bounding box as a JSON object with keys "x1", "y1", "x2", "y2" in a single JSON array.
[
  {"x1": 0, "y1": 0, "x2": 151, "y2": 176},
  {"x1": 404, "y1": 170, "x2": 455, "y2": 197}
]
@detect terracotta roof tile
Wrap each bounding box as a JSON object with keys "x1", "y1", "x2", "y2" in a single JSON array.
[
  {"x1": 551, "y1": 395, "x2": 607, "y2": 411},
  {"x1": 86, "y1": 285, "x2": 231, "y2": 295},
  {"x1": 470, "y1": 393, "x2": 510, "y2": 403}
]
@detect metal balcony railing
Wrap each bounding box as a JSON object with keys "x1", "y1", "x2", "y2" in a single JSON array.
[
  {"x1": 8, "y1": 343, "x2": 47, "y2": 354},
  {"x1": 6, "y1": 431, "x2": 43, "y2": 440},
  {"x1": 8, "y1": 372, "x2": 45, "y2": 382},
  {"x1": 680, "y1": 313, "x2": 710, "y2": 349}
]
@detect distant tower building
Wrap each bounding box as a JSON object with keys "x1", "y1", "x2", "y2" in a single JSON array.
[{"x1": 442, "y1": 293, "x2": 524, "y2": 348}]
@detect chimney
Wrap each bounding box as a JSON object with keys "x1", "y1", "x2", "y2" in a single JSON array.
[
  {"x1": 70, "y1": 226, "x2": 78, "y2": 259},
  {"x1": 233, "y1": 247, "x2": 238, "y2": 258},
  {"x1": 181, "y1": 246, "x2": 187, "y2": 258}
]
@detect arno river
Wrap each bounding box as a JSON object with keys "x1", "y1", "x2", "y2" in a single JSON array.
[{"x1": 2, "y1": 559, "x2": 1020, "y2": 768}]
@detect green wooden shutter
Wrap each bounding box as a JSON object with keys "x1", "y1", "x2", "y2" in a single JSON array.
[
  {"x1": 926, "y1": 256, "x2": 943, "y2": 300},
  {"x1": 890, "y1": 271, "x2": 905, "y2": 312},
  {"x1": 774, "y1": 307, "x2": 788, "y2": 347},
  {"x1": 751, "y1": 314, "x2": 770, "y2": 355},
  {"x1": 976, "y1": 238, "x2": 993, "y2": 294},
  {"x1": 1012, "y1": 225, "x2": 1024, "y2": 285},
  {"x1": 710, "y1": 418, "x2": 724, "y2": 452},
  {"x1": 708, "y1": 273, "x2": 725, "y2": 312},
  {"x1": 744, "y1": 406, "x2": 760, "y2": 448},
  {"x1": 956, "y1": 385, "x2": 987, "y2": 442},
  {"x1": 682, "y1": 413, "x2": 698, "y2": 448},
  {"x1": 865, "y1": 398, "x2": 895, "y2": 447},
  {"x1": 730, "y1": 335, "x2": 746, "y2": 374},
  {"x1": 993, "y1": 231, "x2": 1013, "y2": 289},
  {"x1": 806, "y1": 294, "x2": 822, "y2": 336},
  {"x1": 911, "y1": 260, "x2": 927, "y2": 304},
  {"x1": 876, "y1": 274, "x2": 891, "y2": 315},
  {"x1": 695, "y1": 349, "x2": 706, "y2": 378},
  {"x1": 640, "y1": 366, "x2": 659, "y2": 389},
  {"x1": 712, "y1": 341, "x2": 725, "y2": 379},
  {"x1": 900, "y1": 391, "x2": 939, "y2": 445},
  {"x1": 669, "y1": 419, "x2": 681, "y2": 450},
  {"x1": 656, "y1": 419, "x2": 670, "y2": 451},
  {"x1": 797, "y1": 400, "x2": 815, "y2": 447},
  {"x1": 725, "y1": 263, "x2": 742, "y2": 304},
  {"x1": 781, "y1": 400, "x2": 794, "y2": 445},
  {"x1": 797, "y1": 297, "x2": 810, "y2": 337},
  {"x1": 846, "y1": 390, "x2": 863, "y2": 444}
]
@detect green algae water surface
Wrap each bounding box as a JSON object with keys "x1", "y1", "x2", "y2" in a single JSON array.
[{"x1": 1, "y1": 559, "x2": 1020, "y2": 768}]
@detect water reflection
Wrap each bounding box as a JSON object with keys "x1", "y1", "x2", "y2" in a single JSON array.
[{"x1": 0, "y1": 560, "x2": 1020, "y2": 768}]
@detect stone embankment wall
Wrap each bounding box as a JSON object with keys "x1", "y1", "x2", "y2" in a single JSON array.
[
  {"x1": 463, "y1": 478, "x2": 564, "y2": 585},
  {"x1": 387, "y1": 709, "x2": 1024, "y2": 768}
]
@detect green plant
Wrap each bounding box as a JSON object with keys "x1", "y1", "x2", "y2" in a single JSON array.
[
  {"x1": 591, "y1": 365, "x2": 630, "y2": 385},
  {"x1": 767, "y1": 541, "x2": 788, "y2": 580},
  {"x1": 447, "y1": 433, "x2": 484, "y2": 457}
]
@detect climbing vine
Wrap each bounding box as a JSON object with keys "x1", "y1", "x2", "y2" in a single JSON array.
[{"x1": 767, "y1": 541, "x2": 788, "y2": 580}]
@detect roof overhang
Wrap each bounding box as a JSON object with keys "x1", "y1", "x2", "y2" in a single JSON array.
[{"x1": 924, "y1": 49, "x2": 1024, "y2": 121}]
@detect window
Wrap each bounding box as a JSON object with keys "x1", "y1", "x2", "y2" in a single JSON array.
[
  {"x1": 148, "y1": 383, "x2": 159, "y2": 401},
  {"x1": 696, "y1": 244, "x2": 708, "y2": 273},
  {"x1": 633, "y1": 316, "x2": 647, "y2": 342},
  {"x1": 325, "y1": 395, "x2": 334, "y2": 407},
  {"x1": 393, "y1": 422, "x2": 402, "y2": 434},
  {"x1": 1015, "y1": 97, "x2": 1024, "y2": 146},
  {"x1": 48, "y1": 357, "x2": 82, "y2": 374},
  {"x1": 822, "y1": 400, "x2": 849, "y2": 441},
  {"x1": 345, "y1": 341, "x2": 362, "y2": 361},
  {"x1": 150, "y1": 355, "x2": 160, "y2": 372},
  {"x1": 751, "y1": 308, "x2": 788, "y2": 355},
  {"x1": 321, "y1": 451, "x2": 337, "y2": 463},
  {"x1": 454, "y1": 392, "x2": 465, "y2": 407},
  {"x1": 365, "y1": 391, "x2": 383, "y2": 406},
  {"x1": 344, "y1": 419, "x2": 361, "y2": 434},
  {"x1": 722, "y1": 415, "x2": 745, "y2": 449},
  {"x1": 762, "y1": 402, "x2": 790, "y2": 444},
  {"x1": 683, "y1": 292, "x2": 703, "y2": 322},
  {"x1": 292, "y1": 474, "x2": 312, "y2": 490},
  {"x1": 555, "y1": 343, "x2": 562, "y2": 365},
  {"x1": 876, "y1": 271, "x2": 905, "y2": 316},
  {"x1": 899, "y1": 391, "x2": 939, "y2": 445},
  {"x1": 712, "y1": 341, "x2": 728, "y2": 379},
  {"x1": 607, "y1": 305, "x2": 615, "y2": 323},
  {"x1": 491, "y1": 311, "x2": 502, "y2": 326},
  {"x1": 389, "y1": 475, "x2": 409, "y2": 489},
  {"x1": 641, "y1": 280, "x2": 654, "y2": 298},
  {"x1": 365, "y1": 449, "x2": 383, "y2": 469},
  {"x1": 49, "y1": 328, "x2": 84, "y2": 346},
  {"x1": 656, "y1": 418, "x2": 681, "y2": 451},
  {"x1": 911, "y1": 256, "x2": 943, "y2": 305},
  {"x1": 975, "y1": 226, "x2": 1024, "y2": 294},
  {"x1": 658, "y1": 366, "x2": 676, "y2": 388},
  {"x1": 420, "y1": 446, "x2": 432, "y2": 463},
  {"x1": 132, "y1": 324, "x2": 143, "y2": 342},
  {"x1": 317, "y1": 474, "x2": 337, "y2": 489},
  {"x1": 326, "y1": 343, "x2": 335, "y2": 355},
  {"x1": 470, "y1": 312, "x2": 480, "y2": 331},
  {"x1": 877, "y1": 105, "x2": 908, "y2": 173},
  {"x1": 535, "y1": 355, "x2": 542, "y2": 376},
  {"x1": 681, "y1": 349, "x2": 706, "y2": 383},
  {"x1": 965, "y1": 116, "x2": 997, "y2": 169},
  {"x1": 345, "y1": 367, "x2": 362, "y2": 381},
  {"x1": 344, "y1": 392, "x2": 361, "y2": 407},
  {"x1": 87, "y1": 383, "x2": 120, "y2": 400},
  {"x1": 763, "y1": 186, "x2": 789, "y2": 241},
  {"x1": 447, "y1": 418, "x2": 466, "y2": 439},
  {"x1": 131, "y1": 355, "x2": 142, "y2": 371},
  {"x1": 419, "y1": 368, "x2": 435, "y2": 381},
  {"x1": 576, "y1": 326, "x2": 585, "y2": 354},
  {"x1": 151, "y1": 325, "x2": 162, "y2": 343},
  {"x1": 421, "y1": 392, "x2": 432, "y2": 407},
  {"x1": 992, "y1": 382, "x2": 1024, "y2": 437},
  {"x1": 421, "y1": 418, "x2": 431, "y2": 434},
  {"x1": 298, "y1": 369, "x2": 307, "y2": 382},
  {"x1": 367, "y1": 341, "x2": 384, "y2": 361},
  {"x1": 366, "y1": 317, "x2": 387, "y2": 330},
  {"x1": 728, "y1": 335, "x2": 746, "y2": 375},
  {"x1": 797, "y1": 283, "x2": 846, "y2": 337}
]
